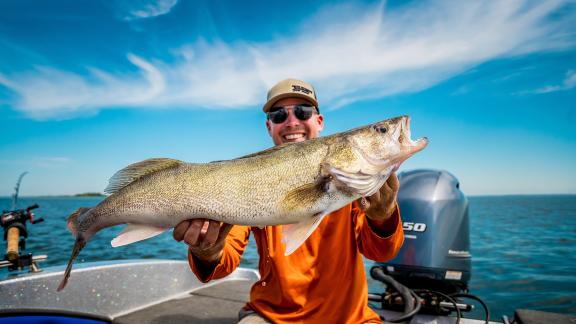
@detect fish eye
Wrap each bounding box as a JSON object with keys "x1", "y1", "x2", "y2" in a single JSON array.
[{"x1": 374, "y1": 126, "x2": 387, "y2": 134}]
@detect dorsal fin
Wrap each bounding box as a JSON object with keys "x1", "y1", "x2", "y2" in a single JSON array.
[
  {"x1": 208, "y1": 143, "x2": 292, "y2": 164},
  {"x1": 207, "y1": 145, "x2": 284, "y2": 164},
  {"x1": 104, "y1": 158, "x2": 184, "y2": 194},
  {"x1": 235, "y1": 143, "x2": 291, "y2": 160}
]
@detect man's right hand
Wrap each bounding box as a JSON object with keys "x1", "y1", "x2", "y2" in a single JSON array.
[{"x1": 173, "y1": 219, "x2": 233, "y2": 265}]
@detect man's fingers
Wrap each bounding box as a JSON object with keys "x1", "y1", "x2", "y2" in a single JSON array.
[
  {"x1": 183, "y1": 219, "x2": 205, "y2": 246},
  {"x1": 201, "y1": 221, "x2": 222, "y2": 248},
  {"x1": 388, "y1": 172, "x2": 399, "y2": 191},
  {"x1": 371, "y1": 190, "x2": 381, "y2": 202},
  {"x1": 378, "y1": 173, "x2": 399, "y2": 197},
  {"x1": 217, "y1": 223, "x2": 234, "y2": 243},
  {"x1": 173, "y1": 220, "x2": 191, "y2": 241},
  {"x1": 358, "y1": 197, "x2": 370, "y2": 211}
]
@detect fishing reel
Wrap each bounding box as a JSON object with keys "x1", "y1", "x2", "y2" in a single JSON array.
[{"x1": 0, "y1": 204, "x2": 47, "y2": 272}]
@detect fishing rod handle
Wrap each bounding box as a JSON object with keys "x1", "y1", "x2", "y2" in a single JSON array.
[{"x1": 6, "y1": 227, "x2": 19, "y2": 261}]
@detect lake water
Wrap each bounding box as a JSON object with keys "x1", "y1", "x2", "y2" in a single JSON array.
[{"x1": 1, "y1": 195, "x2": 575, "y2": 321}]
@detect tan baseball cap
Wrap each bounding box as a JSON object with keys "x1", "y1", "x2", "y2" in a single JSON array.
[{"x1": 262, "y1": 78, "x2": 319, "y2": 112}]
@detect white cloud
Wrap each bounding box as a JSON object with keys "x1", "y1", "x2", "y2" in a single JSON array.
[
  {"x1": 533, "y1": 70, "x2": 576, "y2": 93},
  {"x1": 0, "y1": 0, "x2": 574, "y2": 119},
  {"x1": 33, "y1": 157, "x2": 71, "y2": 168},
  {"x1": 117, "y1": 0, "x2": 178, "y2": 20},
  {"x1": 0, "y1": 157, "x2": 71, "y2": 168}
]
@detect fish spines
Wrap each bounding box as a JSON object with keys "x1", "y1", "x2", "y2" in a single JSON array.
[{"x1": 105, "y1": 158, "x2": 184, "y2": 195}]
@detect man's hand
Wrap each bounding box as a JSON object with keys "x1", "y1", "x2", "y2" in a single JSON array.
[
  {"x1": 359, "y1": 172, "x2": 399, "y2": 229},
  {"x1": 173, "y1": 219, "x2": 233, "y2": 265}
]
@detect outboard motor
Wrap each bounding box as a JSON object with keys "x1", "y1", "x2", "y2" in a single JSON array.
[{"x1": 376, "y1": 169, "x2": 471, "y2": 294}]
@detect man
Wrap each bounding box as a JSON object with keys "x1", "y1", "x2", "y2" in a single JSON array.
[{"x1": 173, "y1": 79, "x2": 404, "y2": 323}]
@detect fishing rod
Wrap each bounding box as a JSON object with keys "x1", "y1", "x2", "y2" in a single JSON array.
[
  {"x1": 0, "y1": 172, "x2": 47, "y2": 272},
  {"x1": 11, "y1": 171, "x2": 28, "y2": 211}
]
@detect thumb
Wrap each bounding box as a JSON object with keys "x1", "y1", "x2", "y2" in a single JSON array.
[
  {"x1": 216, "y1": 223, "x2": 233, "y2": 244},
  {"x1": 358, "y1": 197, "x2": 370, "y2": 211}
]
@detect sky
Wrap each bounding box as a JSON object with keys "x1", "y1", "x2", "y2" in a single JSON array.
[{"x1": 0, "y1": 0, "x2": 575, "y2": 196}]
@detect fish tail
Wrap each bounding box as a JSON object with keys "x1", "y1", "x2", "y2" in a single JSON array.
[
  {"x1": 57, "y1": 236, "x2": 86, "y2": 292},
  {"x1": 67, "y1": 207, "x2": 91, "y2": 238}
]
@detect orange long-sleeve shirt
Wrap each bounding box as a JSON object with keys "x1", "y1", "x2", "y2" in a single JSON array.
[{"x1": 188, "y1": 201, "x2": 404, "y2": 323}]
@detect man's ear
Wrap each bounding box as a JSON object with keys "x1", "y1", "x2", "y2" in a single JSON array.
[
  {"x1": 316, "y1": 114, "x2": 324, "y2": 132},
  {"x1": 266, "y1": 119, "x2": 272, "y2": 136}
]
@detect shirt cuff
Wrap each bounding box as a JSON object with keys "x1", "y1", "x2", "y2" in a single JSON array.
[
  {"x1": 188, "y1": 248, "x2": 223, "y2": 283},
  {"x1": 366, "y1": 203, "x2": 401, "y2": 238}
]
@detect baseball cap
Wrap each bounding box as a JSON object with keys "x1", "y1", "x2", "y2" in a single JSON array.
[{"x1": 262, "y1": 78, "x2": 319, "y2": 113}]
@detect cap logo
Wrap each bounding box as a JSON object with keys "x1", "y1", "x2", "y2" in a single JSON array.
[{"x1": 291, "y1": 85, "x2": 313, "y2": 96}]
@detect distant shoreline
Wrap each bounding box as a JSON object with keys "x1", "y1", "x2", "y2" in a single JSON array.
[{"x1": 73, "y1": 192, "x2": 106, "y2": 197}]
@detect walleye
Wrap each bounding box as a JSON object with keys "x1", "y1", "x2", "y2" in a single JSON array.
[{"x1": 57, "y1": 116, "x2": 427, "y2": 291}]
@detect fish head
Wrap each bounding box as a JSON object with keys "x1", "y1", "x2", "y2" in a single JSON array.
[
  {"x1": 345, "y1": 116, "x2": 428, "y2": 174},
  {"x1": 323, "y1": 116, "x2": 427, "y2": 198},
  {"x1": 353, "y1": 115, "x2": 427, "y2": 159}
]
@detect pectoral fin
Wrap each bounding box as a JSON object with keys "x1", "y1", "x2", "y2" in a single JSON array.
[
  {"x1": 111, "y1": 224, "x2": 169, "y2": 247},
  {"x1": 282, "y1": 212, "x2": 328, "y2": 256},
  {"x1": 329, "y1": 166, "x2": 387, "y2": 197},
  {"x1": 281, "y1": 174, "x2": 333, "y2": 212}
]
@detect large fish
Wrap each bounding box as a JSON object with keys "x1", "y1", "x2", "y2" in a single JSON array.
[{"x1": 57, "y1": 116, "x2": 428, "y2": 291}]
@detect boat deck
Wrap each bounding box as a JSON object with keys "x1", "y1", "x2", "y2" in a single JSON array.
[
  {"x1": 115, "y1": 279, "x2": 250, "y2": 323},
  {"x1": 0, "y1": 260, "x2": 502, "y2": 324},
  {"x1": 0, "y1": 260, "x2": 259, "y2": 324}
]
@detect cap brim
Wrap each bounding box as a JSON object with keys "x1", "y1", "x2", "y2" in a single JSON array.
[{"x1": 262, "y1": 93, "x2": 319, "y2": 112}]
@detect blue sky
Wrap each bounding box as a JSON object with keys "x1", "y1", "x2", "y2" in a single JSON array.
[{"x1": 0, "y1": 0, "x2": 575, "y2": 196}]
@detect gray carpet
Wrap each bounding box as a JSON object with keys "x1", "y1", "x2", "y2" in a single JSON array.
[{"x1": 114, "y1": 280, "x2": 253, "y2": 324}]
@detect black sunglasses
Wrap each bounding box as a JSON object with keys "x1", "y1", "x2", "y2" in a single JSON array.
[{"x1": 267, "y1": 104, "x2": 318, "y2": 124}]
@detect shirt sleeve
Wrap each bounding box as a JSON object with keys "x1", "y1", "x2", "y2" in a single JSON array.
[
  {"x1": 188, "y1": 225, "x2": 251, "y2": 282},
  {"x1": 353, "y1": 201, "x2": 404, "y2": 262}
]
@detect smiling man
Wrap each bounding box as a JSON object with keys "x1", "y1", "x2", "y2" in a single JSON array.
[
  {"x1": 263, "y1": 80, "x2": 324, "y2": 145},
  {"x1": 173, "y1": 79, "x2": 404, "y2": 323}
]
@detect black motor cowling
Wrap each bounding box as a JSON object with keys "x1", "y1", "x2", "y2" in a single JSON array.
[{"x1": 376, "y1": 169, "x2": 471, "y2": 294}]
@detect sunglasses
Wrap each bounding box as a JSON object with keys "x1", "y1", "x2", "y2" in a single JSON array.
[{"x1": 267, "y1": 104, "x2": 318, "y2": 124}]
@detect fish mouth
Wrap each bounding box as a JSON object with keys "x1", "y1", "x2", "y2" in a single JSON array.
[
  {"x1": 401, "y1": 116, "x2": 428, "y2": 154},
  {"x1": 355, "y1": 116, "x2": 428, "y2": 170}
]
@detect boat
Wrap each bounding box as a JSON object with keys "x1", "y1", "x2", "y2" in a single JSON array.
[
  {"x1": 2, "y1": 170, "x2": 575, "y2": 323},
  {"x1": 0, "y1": 259, "x2": 259, "y2": 323}
]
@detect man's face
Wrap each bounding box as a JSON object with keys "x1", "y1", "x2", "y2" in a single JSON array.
[{"x1": 266, "y1": 97, "x2": 324, "y2": 146}]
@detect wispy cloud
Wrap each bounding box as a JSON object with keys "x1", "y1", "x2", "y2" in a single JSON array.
[
  {"x1": 533, "y1": 70, "x2": 576, "y2": 93},
  {"x1": 116, "y1": 0, "x2": 178, "y2": 20},
  {"x1": 33, "y1": 157, "x2": 71, "y2": 168},
  {"x1": 0, "y1": 157, "x2": 71, "y2": 168},
  {"x1": 0, "y1": 0, "x2": 574, "y2": 119}
]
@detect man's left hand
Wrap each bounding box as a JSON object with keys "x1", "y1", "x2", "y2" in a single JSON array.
[{"x1": 359, "y1": 172, "x2": 399, "y2": 222}]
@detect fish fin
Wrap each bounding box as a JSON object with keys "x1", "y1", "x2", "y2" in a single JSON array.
[
  {"x1": 329, "y1": 166, "x2": 387, "y2": 197},
  {"x1": 228, "y1": 142, "x2": 294, "y2": 161},
  {"x1": 66, "y1": 207, "x2": 91, "y2": 238},
  {"x1": 281, "y1": 174, "x2": 333, "y2": 211},
  {"x1": 282, "y1": 212, "x2": 328, "y2": 256},
  {"x1": 111, "y1": 224, "x2": 169, "y2": 247},
  {"x1": 57, "y1": 237, "x2": 86, "y2": 292},
  {"x1": 105, "y1": 158, "x2": 184, "y2": 194}
]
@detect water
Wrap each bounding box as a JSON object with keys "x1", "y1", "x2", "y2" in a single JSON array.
[{"x1": 1, "y1": 195, "x2": 575, "y2": 320}]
